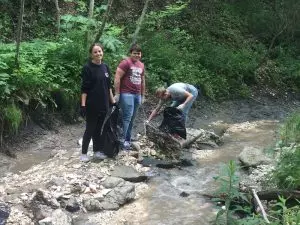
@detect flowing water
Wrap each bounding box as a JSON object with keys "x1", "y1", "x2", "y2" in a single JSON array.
[
  {"x1": 1, "y1": 96, "x2": 299, "y2": 224},
  {"x1": 110, "y1": 119, "x2": 279, "y2": 225}
]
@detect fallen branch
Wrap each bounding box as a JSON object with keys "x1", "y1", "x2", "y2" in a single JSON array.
[
  {"x1": 252, "y1": 188, "x2": 270, "y2": 224},
  {"x1": 257, "y1": 190, "x2": 300, "y2": 201},
  {"x1": 145, "y1": 123, "x2": 206, "y2": 150},
  {"x1": 145, "y1": 123, "x2": 181, "y2": 152}
]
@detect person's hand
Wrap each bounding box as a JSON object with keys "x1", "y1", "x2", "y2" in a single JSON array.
[
  {"x1": 145, "y1": 120, "x2": 149, "y2": 124},
  {"x1": 177, "y1": 104, "x2": 185, "y2": 111},
  {"x1": 80, "y1": 106, "x2": 86, "y2": 118},
  {"x1": 141, "y1": 96, "x2": 145, "y2": 104},
  {"x1": 114, "y1": 94, "x2": 120, "y2": 103}
]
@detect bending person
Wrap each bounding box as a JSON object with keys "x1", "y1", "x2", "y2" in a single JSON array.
[
  {"x1": 147, "y1": 83, "x2": 198, "y2": 123},
  {"x1": 114, "y1": 44, "x2": 145, "y2": 150},
  {"x1": 80, "y1": 43, "x2": 115, "y2": 162}
]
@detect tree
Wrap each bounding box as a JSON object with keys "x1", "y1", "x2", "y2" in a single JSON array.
[
  {"x1": 94, "y1": 0, "x2": 114, "y2": 43},
  {"x1": 15, "y1": 0, "x2": 25, "y2": 68},
  {"x1": 86, "y1": 0, "x2": 95, "y2": 49},
  {"x1": 53, "y1": 0, "x2": 60, "y2": 35},
  {"x1": 132, "y1": 0, "x2": 151, "y2": 44}
]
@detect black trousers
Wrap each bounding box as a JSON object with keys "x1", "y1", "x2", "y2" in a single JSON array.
[{"x1": 82, "y1": 112, "x2": 106, "y2": 154}]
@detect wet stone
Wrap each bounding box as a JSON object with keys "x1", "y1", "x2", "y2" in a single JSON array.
[
  {"x1": 65, "y1": 197, "x2": 80, "y2": 213},
  {"x1": 0, "y1": 202, "x2": 10, "y2": 225}
]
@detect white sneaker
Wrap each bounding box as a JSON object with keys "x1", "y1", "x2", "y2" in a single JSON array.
[
  {"x1": 123, "y1": 141, "x2": 131, "y2": 150},
  {"x1": 80, "y1": 154, "x2": 90, "y2": 162},
  {"x1": 94, "y1": 151, "x2": 107, "y2": 160}
]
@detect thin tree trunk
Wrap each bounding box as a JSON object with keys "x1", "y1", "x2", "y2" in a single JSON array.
[
  {"x1": 54, "y1": 0, "x2": 60, "y2": 35},
  {"x1": 0, "y1": 116, "x2": 3, "y2": 147},
  {"x1": 268, "y1": 22, "x2": 288, "y2": 51},
  {"x1": 15, "y1": 0, "x2": 25, "y2": 68},
  {"x1": 132, "y1": 0, "x2": 150, "y2": 44},
  {"x1": 94, "y1": 0, "x2": 114, "y2": 43},
  {"x1": 86, "y1": 0, "x2": 95, "y2": 49}
]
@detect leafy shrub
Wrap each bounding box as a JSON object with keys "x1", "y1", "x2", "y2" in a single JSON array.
[
  {"x1": 213, "y1": 160, "x2": 251, "y2": 224},
  {"x1": 270, "y1": 113, "x2": 300, "y2": 189},
  {"x1": 272, "y1": 145, "x2": 300, "y2": 189},
  {"x1": 281, "y1": 113, "x2": 300, "y2": 145},
  {"x1": 254, "y1": 60, "x2": 282, "y2": 88},
  {"x1": 2, "y1": 103, "x2": 22, "y2": 134},
  {"x1": 52, "y1": 90, "x2": 79, "y2": 123}
]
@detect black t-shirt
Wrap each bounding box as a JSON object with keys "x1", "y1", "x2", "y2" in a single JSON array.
[{"x1": 81, "y1": 61, "x2": 112, "y2": 114}]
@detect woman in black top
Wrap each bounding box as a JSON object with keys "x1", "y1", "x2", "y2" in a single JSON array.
[{"x1": 80, "y1": 43, "x2": 115, "y2": 162}]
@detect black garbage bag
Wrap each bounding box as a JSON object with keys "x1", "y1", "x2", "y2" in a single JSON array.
[
  {"x1": 159, "y1": 107, "x2": 186, "y2": 139},
  {"x1": 101, "y1": 106, "x2": 120, "y2": 158}
]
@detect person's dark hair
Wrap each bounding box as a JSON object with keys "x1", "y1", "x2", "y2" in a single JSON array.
[
  {"x1": 89, "y1": 43, "x2": 104, "y2": 54},
  {"x1": 129, "y1": 43, "x2": 142, "y2": 53}
]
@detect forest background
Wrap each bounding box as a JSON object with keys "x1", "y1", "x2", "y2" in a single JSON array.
[{"x1": 0, "y1": 0, "x2": 299, "y2": 144}]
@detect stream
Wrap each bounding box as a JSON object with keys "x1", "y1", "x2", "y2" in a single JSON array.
[
  {"x1": 0, "y1": 96, "x2": 299, "y2": 224},
  {"x1": 106, "y1": 120, "x2": 279, "y2": 225}
]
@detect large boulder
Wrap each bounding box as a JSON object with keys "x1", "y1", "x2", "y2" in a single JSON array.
[{"x1": 238, "y1": 146, "x2": 272, "y2": 167}]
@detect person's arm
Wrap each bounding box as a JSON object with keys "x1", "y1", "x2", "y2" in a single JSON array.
[
  {"x1": 80, "y1": 65, "x2": 90, "y2": 107},
  {"x1": 148, "y1": 100, "x2": 163, "y2": 121},
  {"x1": 109, "y1": 88, "x2": 115, "y2": 104},
  {"x1": 141, "y1": 72, "x2": 146, "y2": 102},
  {"x1": 177, "y1": 91, "x2": 193, "y2": 110},
  {"x1": 81, "y1": 93, "x2": 87, "y2": 106},
  {"x1": 114, "y1": 67, "x2": 125, "y2": 101},
  {"x1": 181, "y1": 91, "x2": 193, "y2": 105}
]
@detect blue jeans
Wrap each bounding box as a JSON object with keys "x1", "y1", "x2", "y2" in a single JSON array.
[
  {"x1": 120, "y1": 93, "x2": 141, "y2": 142},
  {"x1": 171, "y1": 86, "x2": 198, "y2": 122}
]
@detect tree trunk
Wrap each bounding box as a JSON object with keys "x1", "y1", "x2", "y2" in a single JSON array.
[
  {"x1": 94, "y1": 0, "x2": 114, "y2": 43},
  {"x1": 15, "y1": 0, "x2": 25, "y2": 68},
  {"x1": 268, "y1": 22, "x2": 288, "y2": 50},
  {"x1": 54, "y1": 0, "x2": 60, "y2": 35},
  {"x1": 132, "y1": 0, "x2": 150, "y2": 44},
  {"x1": 86, "y1": 0, "x2": 95, "y2": 49}
]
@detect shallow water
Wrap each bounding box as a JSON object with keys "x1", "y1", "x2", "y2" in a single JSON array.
[
  {"x1": 0, "y1": 98, "x2": 291, "y2": 225},
  {"x1": 120, "y1": 120, "x2": 279, "y2": 225}
]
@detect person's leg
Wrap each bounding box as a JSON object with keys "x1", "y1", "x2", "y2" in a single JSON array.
[
  {"x1": 182, "y1": 87, "x2": 198, "y2": 122},
  {"x1": 92, "y1": 112, "x2": 105, "y2": 153},
  {"x1": 120, "y1": 93, "x2": 135, "y2": 143},
  {"x1": 125, "y1": 94, "x2": 141, "y2": 142},
  {"x1": 81, "y1": 113, "x2": 97, "y2": 160}
]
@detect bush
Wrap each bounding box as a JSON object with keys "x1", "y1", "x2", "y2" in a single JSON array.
[{"x1": 2, "y1": 103, "x2": 22, "y2": 134}]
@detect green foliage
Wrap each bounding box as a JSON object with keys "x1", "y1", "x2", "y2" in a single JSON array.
[
  {"x1": 213, "y1": 160, "x2": 251, "y2": 224},
  {"x1": 61, "y1": 14, "x2": 97, "y2": 32},
  {"x1": 0, "y1": 40, "x2": 82, "y2": 126},
  {"x1": 0, "y1": 14, "x2": 13, "y2": 42},
  {"x1": 145, "y1": 0, "x2": 188, "y2": 31},
  {"x1": 213, "y1": 160, "x2": 300, "y2": 224},
  {"x1": 268, "y1": 196, "x2": 300, "y2": 225},
  {"x1": 272, "y1": 145, "x2": 300, "y2": 189},
  {"x1": 281, "y1": 113, "x2": 300, "y2": 146},
  {"x1": 237, "y1": 0, "x2": 300, "y2": 46},
  {"x1": 0, "y1": 73, "x2": 12, "y2": 100},
  {"x1": 277, "y1": 49, "x2": 300, "y2": 91},
  {"x1": 2, "y1": 103, "x2": 22, "y2": 134},
  {"x1": 52, "y1": 90, "x2": 79, "y2": 123}
]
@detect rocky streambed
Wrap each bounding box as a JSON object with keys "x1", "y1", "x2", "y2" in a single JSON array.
[{"x1": 0, "y1": 93, "x2": 299, "y2": 225}]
